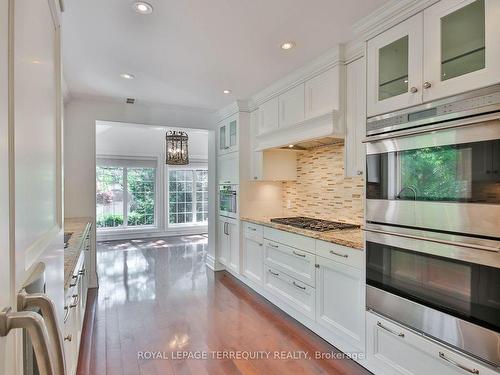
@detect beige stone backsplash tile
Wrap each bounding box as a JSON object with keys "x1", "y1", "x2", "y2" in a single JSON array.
[{"x1": 282, "y1": 142, "x2": 364, "y2": 225}]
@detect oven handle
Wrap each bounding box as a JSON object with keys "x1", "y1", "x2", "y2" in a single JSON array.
[
  {"x1": 364, "y1": 227, "x2": 500, "y2": 253},
  {"x1": 363, "y1": 113, "x2": 500, "y2": 143},
  {"x1": 376, "y1": 321, "x2": 405, "y2": 338}
]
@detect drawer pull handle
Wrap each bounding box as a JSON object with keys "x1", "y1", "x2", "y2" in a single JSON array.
[
  {"x1": 292, "y1": 251, "x2": 306, "y2": 258},
  {"x1": 438, "y1": 352, "x2": 479, "y2": 374},
  {"x1": 268, "y1": 269, "x2": 279, "y2": 276},
  {"x1": 377, "y1": 321, "x2": 405, "y2": 338},
  {"x1": 78, "y1": 268, "x2": 86, "y2": 276},
  {"x1": 64, "y1": 334, "x2": 72, "y2": 342},
  {"x1": 292, "y1": 281, "x2": 306, "y2": 290},
  {"x1": 268, "y1": 243, "x2": 279, "y2": 248},
  {"x1": 329, "y1": 250, "x2": 348, "y2": 258},
  {"x1": 63, "y1": 306, "x2": 70, "y2": 323},
  {"x1": 258, "y1": 243, "x2": 263, "y2": 247},
  {"x1": 248, "y1": 227, "x2": 257, "y2": 231},
  {"x1": 69, "y1": 294, "x2": 79, "y2": 308}
]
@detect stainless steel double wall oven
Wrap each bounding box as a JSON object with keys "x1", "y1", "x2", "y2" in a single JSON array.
[{"x1": 364, "y1": 84, "x2": 500, "y2": 368}]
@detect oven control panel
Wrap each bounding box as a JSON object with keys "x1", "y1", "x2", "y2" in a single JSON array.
[{"x1": 367, "y1": 85, "x2": 500, "y2": 136}]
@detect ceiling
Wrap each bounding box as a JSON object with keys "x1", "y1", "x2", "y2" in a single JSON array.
[{"x1": 62, "y1": 0, "x2": 388, "y2": 110}]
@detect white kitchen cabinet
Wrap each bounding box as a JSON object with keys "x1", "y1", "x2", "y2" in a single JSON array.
[
  {"x1": 264, "y1": 266, "x2": 316, "y2": 320},
  {"x1": 365, "y1": 311, "x2": 497, "y2": 375},
  {"x1": 367, "y1": 0, "x2": 500, "y2": 116},
  {"x1": 218, "y1": 216, "x2": 239, "y2": 273},
  {"x1": 217, "y1": 152, "x2": 239, "y2": 184},
  {"x1": 305, "y1": 67, "x2": 340, "y2": 119},
  {"x1": 423, "y1": 0, "x2": 500, "y2": 102},
  {"x1": 250, "y1": 150, "x2": 297, "y2": 181},
  {"x1": 258, "y1": 97, "x2": 279, "y2": 134},
  {"x1": 315, "y1": 255, "x2": 364, "y2": 351},
  {"x1": 218, "y1": 220, "x2": 230, "y2": 266},
  {"x1": 243, "y1": 237, "x2": 264, "y2": 285},
  {"x1": 217, "y1": 115, "x2": 239, "y2": 155},
  {"x1": 367, "y1": 13, "x2": 423, "y2": 116},
  {"x1": 264, "y1": 240, "x2": 316, "y2": 287},
  {"x1": 279, "y1": 84, "x2": 305, "y2": 128},
  {"x1": 345, "y1": 57, "x2": 366, "y2": 177}
]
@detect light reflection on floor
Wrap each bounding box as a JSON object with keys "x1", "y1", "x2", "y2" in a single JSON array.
[{"x1": 97, "y1": 235, "x2": 208, "y2": 307}]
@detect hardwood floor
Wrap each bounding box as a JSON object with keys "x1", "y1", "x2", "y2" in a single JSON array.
[{"x1": 80, "y1": 235, "x2": 371, "y2": 375}]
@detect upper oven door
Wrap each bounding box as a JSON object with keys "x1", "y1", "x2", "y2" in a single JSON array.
[
  {"x1": 219, "y1": 185, "x2": 237, "y2": 216},
  {"x1": 366, "y1": 116, "x2": 500, "y2": 238}
]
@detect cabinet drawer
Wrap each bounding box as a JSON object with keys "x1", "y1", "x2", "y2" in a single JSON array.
[
  {"x1": 264, "y1": 266, "x2": 315, "y2": 320},
  {"x1": 263, "y1": 227, "x2": 315, "y2": 252},
  {"x1": 243, "y1": 222, "x2": 263, "y2": 241},
  {"x1": 264, "y1": 240, "x2": 316, "y2": 287},
  {"x1": 316, "y1": 240, "x2": 363, "y2": 269},
  {"x1": 366, "y1": 311, "x2": 497, "y2": 375}
]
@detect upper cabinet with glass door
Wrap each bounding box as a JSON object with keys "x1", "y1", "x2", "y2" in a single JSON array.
[
  {"x1": 423, "y1": 0, "x2": 500, "y2": 101},
  {"x1": 217, "y1": 115, "x2": 239, "y2": 155},
  {"x1": 367, "y1": 13, "x2": 423, "y2": 116},
  {"x1": 367, "y1": 0, "x2": 500, "y2": 117}
]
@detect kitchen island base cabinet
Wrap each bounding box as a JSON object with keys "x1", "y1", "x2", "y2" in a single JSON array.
[
  {"x1": 315, "y1": 255, "x2": 364, "y2": 351},
  {"x1": 365, "y1": 311, "x2": 498, "y2": 375}
]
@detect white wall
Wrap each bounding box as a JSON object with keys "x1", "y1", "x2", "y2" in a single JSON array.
[
  {"x1": 64, "y1": 96, "x2": 217, "y2": 242},
  {"x1": 96, "y1": 121, "x2": 208, "y2": 158}
]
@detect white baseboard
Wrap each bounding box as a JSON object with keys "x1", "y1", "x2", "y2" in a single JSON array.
[{"x1": 205, "y1": 254, "x2": 225, "y2": 271}]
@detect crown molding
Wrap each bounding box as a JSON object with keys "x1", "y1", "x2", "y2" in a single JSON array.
[
  {"x1": 248, "y1": 45, "x2": 345, "y2": 111},
  {"x1": 353, "y1": 0, "x2": 440, "y2": 41},
  {"x1": 215, "y1": 99, "x2": 251, "y2": 122}
]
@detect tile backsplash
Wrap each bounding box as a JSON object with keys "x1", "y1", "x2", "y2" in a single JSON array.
[{"x1": 282, "y1": 142, "x2": 364, "y2": 224}]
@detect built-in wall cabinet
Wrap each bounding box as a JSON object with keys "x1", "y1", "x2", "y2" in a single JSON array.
[
  {"x1": 344, "y1": 57, "x2": 366, "y2": 177},
  {"x1": 217, "y1": 115, "x2": 239, "y2": 155},
  {"x1": 367, "y1": 0, "x2": 500, "y2": 116},
  {"x1": 257, "y1": 65, "x2": 341, "y2": 136}
]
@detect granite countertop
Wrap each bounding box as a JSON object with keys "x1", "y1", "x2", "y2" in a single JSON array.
[
  {"x1": 64, "y1": 217, "x2": 92, "y2": 290},
  {"x1": 241, "y1": 216, "x2": 364, "y2": 250}
]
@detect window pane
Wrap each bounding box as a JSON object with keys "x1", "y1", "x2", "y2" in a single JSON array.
[
  {"x1": 194, "y1": 169, "x2": 208, "y2": 223},
  {"x1": 96, "y1": 166, "x2": 124, "y2": 228},
  {"x1": 127, "y1": 168, "x2": 156, "y2": 226}
]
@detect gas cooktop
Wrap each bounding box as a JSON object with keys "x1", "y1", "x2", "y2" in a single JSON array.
[{"x1": 270, "y1": 217, "x2": 360, "y2": 232}]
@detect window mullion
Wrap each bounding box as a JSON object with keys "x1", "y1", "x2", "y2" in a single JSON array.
[
  {"x1": 192, "y1": 170, "x2": 197, "y2": 223},
  {"x1": 123, "y1": 167, "x2": 128, "y2": 228}
]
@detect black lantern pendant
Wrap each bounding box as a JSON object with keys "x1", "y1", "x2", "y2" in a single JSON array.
[{"x1": 165, "y1": 131, "x2": 189, "y2": 165}]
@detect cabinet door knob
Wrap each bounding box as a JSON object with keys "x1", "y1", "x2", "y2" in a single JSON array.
[
  {"x1": 64, "y1": 334, "x2": 72, "y2": 342},
  {"x1": 356, "y1": 170, "x2": 363, "y2": 176},
  {"x1": 409, "y1": 86, "x2": 418, "y2": 93},
  {"x1": 423, "y1": 81, "x2": 432, "y2": 89}
]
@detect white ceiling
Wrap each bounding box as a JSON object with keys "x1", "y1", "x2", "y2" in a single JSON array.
[{"x1": 62, "y1": 0, "x2": 388, "y2": 110}]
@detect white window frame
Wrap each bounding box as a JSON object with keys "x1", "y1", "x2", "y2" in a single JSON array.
[
  {"x1": 96, "y1": 155, "x2": 161, "y2": 232},
  {"x1": 166, "y1": 161, "x2": 208, "y2": 228}
]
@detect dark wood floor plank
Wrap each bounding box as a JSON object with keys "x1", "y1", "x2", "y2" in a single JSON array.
[{"x1": 77, "y1": 235, "x2": 371, "y2": 375}]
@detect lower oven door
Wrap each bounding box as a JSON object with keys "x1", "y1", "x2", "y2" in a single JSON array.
[
  {"x1": 365, "y1": 116, "x2": 500, "y2": 238},
  {"x1": 366, "y1": 229, "x2": 500, "y2": 367}
]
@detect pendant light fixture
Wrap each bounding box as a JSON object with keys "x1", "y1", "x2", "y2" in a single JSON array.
[{"x1": 165, "y1": 131, "x2": 189, "y2": 165}]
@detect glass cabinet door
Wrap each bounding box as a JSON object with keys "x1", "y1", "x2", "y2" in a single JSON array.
[
  {"x1": 423, "y1": 0, "x2": 500, "y2": 101},
  {"x1": 440, "y1": 0, "x2": 485, "y2": 81},
  {"x1": 229, "y1": 120, "x2": 237, "y2": 148},
  {"x1": 219, "y1": 124, "x2": 226, "y2": 151},
  {"x1": 378, "y1": 36, "x2": 409, "y2": 101},
  {"x1": 367, "y1": 13, "x2": 423, "y2": 117}
]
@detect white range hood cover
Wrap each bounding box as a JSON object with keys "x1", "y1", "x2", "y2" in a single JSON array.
[{"x1": 254, "y1": 110, "x2": 343, "y2": 151}]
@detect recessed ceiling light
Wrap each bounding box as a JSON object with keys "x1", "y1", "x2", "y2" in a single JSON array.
[
  {"x1": 288, "y1": 144, "x2": 295, "y2": 148},
  {"x1": 281, "y1": 41, "x2": 296, "y2": 50},
  {"x1": 223, "y1": 89, "x2": 231, "y2": 94},
  {"x1": 120, "y1": 73, "x2": 135, "y2": 80},
  {"x1": 133, "y1": 2, "x2": 153, "y2": 14}
]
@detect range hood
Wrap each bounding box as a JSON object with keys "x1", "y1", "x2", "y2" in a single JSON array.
[{"x1": 254, "y1": 110, "x2": 343, "y2": 151}]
